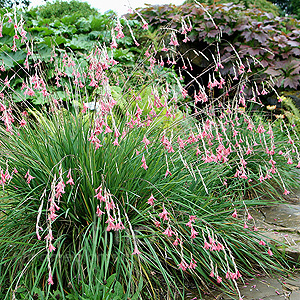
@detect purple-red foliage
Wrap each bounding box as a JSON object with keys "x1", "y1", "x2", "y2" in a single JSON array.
[{"x1": 135, "y1": 2, "x2": 300, "y2": 90}]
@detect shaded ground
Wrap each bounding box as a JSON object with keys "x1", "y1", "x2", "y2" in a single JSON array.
[
  {"x1": 236, "y1": 274, "x2": 300, "y2": 300},
  {"x1": 186, "y1": 177, "x2": 300, "y2": 300},
  {"x1": 186, "y1": 273, "x2": 300, "y2": 300}
]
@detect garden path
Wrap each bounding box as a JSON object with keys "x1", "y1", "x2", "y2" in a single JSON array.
[{"x1": 189, "y1": 181, "x2": 300, "y2": 300}]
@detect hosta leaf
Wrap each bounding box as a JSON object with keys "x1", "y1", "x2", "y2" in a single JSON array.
[
  {"x1": 111, "y1": 86, "x2": 123, "y2": 107},
  {"x1": 0, "y1": 44, "x2": 11, "y2": 52},
  {"x1": 54, "y1": 91, "x2": 67, "y2": 101},
  {"x1": 117, "y1": 36, "x2": 134, "y2": 46},
  {"x1": 0, "y1": 34, "x2": 13, "y2": 48},
  {"x1": 113, "y1": 49, "x2": 134, "y2": 62},
  {"x1": 64, "y1": 66, "x2": 74, "y2": 77},
  {"x1": 10, "y1": 78, "x2": 23, "y2": 88},
  {"x1": 11, "y1": 88, "x2": 24, "y2": 103},
  {"x1": 46, "y1": 68, "x2": 55, "y2": 79}
]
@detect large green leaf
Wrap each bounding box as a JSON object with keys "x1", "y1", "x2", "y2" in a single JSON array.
[
  {"x1": 49, "y1": 20, "x2": 62, "y2": 28},
  {"x1": 43, "y1": 36, "x2": 67, "y2": 47},
  {"x1": 61, "y1": 15, "x2": 78, "y2": 26},
  {"x1": 2, "y1": 23, "x2": 14, "y2": 36},
  {"x1": 60, "y1": 25, "x2": 77, "y2": 35},
  {"x1": 75, "y1": 17, "x2": 91, "y2": 33},
  {"x1": 65, "y1": 34, "x2": 94, "y2": 50},
  {"x1": 0, "y1": 35, "x2": 13, "y2": 47},
  {"x1": 35, "y1": 43, "x2": 52, "y2": 60},
  {"x1": 11, "y1": 88, "x2": 24, "y2": 103},
  {"x1": 113, "y1": 48, "x2": 134, "y2": 63},
  {"x1": 0, "y1": 44, "x2": 11, "y2": 53},
  {"x1": 27, "y1": 26, "x2": 55, "y2": 36},
  {"x1": 90, "y1": 17, "x2": 104, "y2": 31},
  {"x1": 0, "y1": 50, "x2": 27, "y2": 68},
  {"x1": 88, "y1": 31, "x2": 101, "y2": 41},
  {"x1": 31, "y1": 93, "x2": 49, "y2": 105}
]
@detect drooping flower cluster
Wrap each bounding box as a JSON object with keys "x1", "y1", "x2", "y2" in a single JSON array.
[{"x1": 95, "y1": 185, "x2": 125, "y2": 232}]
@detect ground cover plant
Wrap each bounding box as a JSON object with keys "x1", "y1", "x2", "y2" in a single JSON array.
[{"x1": 0, "y1": 1, "x2": 300, "y2": 300}]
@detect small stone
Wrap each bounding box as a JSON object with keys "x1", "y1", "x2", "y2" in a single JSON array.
[{"x1": 290, "y1": 290, "x2": 300, "y2": 300}]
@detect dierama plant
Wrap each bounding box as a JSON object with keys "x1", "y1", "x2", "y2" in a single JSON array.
[{"x1": 0, "y1": 3, "x2": 299, "y2": 300}]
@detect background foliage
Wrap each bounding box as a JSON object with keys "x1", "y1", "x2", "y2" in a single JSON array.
[
  {"x1": 183, "y1": 0, "x2": 280, "y2": 15},
  {"x1": 1, "y1": 1, "x2": 300, "y2": 299},
  {"x1": 270, "y1": 0, "x2": 300, "y2": 18},
  {"x1": 32, "y1": 0, "x2": 99, "y2": 19},
  {"x1": 0, "y1": 0, "x2": 299, "y2": 112},
  {"x1": 134, "y1": 2, "x2": 300, "y2": 92},
  {"x1": 0, "y1": 0, "x2": 30, "y2": 8}
]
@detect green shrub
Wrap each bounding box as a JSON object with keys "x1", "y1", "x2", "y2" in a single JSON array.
[{"x1": 35, "y1": 0, "x2": 99, "y2": 20}]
